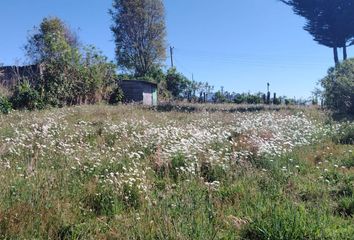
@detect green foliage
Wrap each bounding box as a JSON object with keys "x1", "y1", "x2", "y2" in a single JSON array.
[
  {"x1": 42, "y1": 44, "x2": 117, "y2": 106},
  {"x1": 241, "y1": 203, "x2": 326, "y2": 240},
  {"x1": 218, "y1": 183, "x2": 244, "y2": 204},
  {"x1": 214, "y1": 92, "x2": 265, "y2": 104},
  {"x1": 25, "y1": 17, "x2": 118, "y2": 108},
  {"x1": 0, "y1": 95, "x2": 12, "y2": 114},
  {"x1": 74, "y1": 46, "x2": 117, "y2": 104},
  {"x1": 25, "y1": 17, "x2": 79, "y2": 64},
  {"x1": 56, "y1": 224, "x2": 86, "y2": 240},
  {"x1": 122, "y1": 67, "x2": 172, "y2": 100},
  {"x1": 285, "y1": 98, "x2": 296, "y2": 105},
  {"x1": 213, "y1": 91, "x2": 228, "y2": 103},
  {"x1": 332, "y1": 122, "x2": 354, "y2": 145},
  {"x1": 239, "y1": 93, "x2": 262, "y2": 104},
  {"x1": 110, "y1": 0, "x2": 166, "y2": 76},
  {"x1": 321, "y1": 60, "x2": 354, "y2": 115},
  {"x1": 116, "y1": 67, "x2": 213, "y2": 101},
  {"x1": 281, "y1": 0, "x2": 354, "y2": 64},
  {"x1": 200, "y1": 161, "x2": 226, "y2": 182},
  {"x1": 0, "y1": 105, "x2": 353, "y2": 239},
  {"x1": 166, "y1": 67, "x2": 190, "y2": 98},
  {"x1": 144, "y1": 67, "x2": 172, "y2": 100},
  {"x1": 337, "y1": 197, "x2": 354, "y2": 217},
  {"x1": 10, "y1": 81, "x2": 43, "y2": 110},
  {"x1": 122, "y1": 184, "x2": 142, "y2": 209},
  {"x1": 108, "y1": 85, "x2": 124, "y2": 105},
  {"x1": 82, "y1": 187, "x2": 121, "y2": 217},
  {"x1": 170, "y1": 153, "x2": 187, "y2": 181}
]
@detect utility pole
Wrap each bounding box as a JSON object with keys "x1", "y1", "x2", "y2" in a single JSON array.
[{"x1": 170, "y1": 46, "x2": 174, "y2": 68}]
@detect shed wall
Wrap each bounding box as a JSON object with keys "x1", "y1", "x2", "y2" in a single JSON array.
[{"x1": 120, "y1": 80, "x2": 157, "y2": 105}]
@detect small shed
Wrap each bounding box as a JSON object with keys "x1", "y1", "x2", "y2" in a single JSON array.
[{"x1": 120, "y1": 80, "x2": 158, "y2": 106}]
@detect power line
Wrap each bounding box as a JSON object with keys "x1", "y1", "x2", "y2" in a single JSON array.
[
  {"x1": 173, "y1": 47, "x2": 331, "y2": 67},
  {"x1": 174, "y1": 47, "x2": 331, "y2": 60}
]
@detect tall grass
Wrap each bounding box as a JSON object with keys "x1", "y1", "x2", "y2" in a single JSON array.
[{"x1": 0, "y1": 104, "x2": 352, "y2": 239}]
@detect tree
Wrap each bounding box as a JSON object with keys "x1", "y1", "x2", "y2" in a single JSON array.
[
  {"x1": 166, "y1": 68, "x2": 190, "y2": 98},
  {"x1": 213, "y1": 91, "x2": 227, "y2": 103},
  {"x1": 321, "y1": 59, "x2": 354, "y2": 115},
  {"x1": 281, "y1": 0, "x2": 354, "y2": 65},
  {"x1": 41, "y1": 44, "x2": 117, "y2": 106},
  {"x1": 25, "y1": 17, "x2": 79, "y2": 64},
  {"x1": 23, "y1": 17, "x2": 117, "y2": 107},
  {"x1": 110, "y1": 0, "x2": 166, "y2": 77}
]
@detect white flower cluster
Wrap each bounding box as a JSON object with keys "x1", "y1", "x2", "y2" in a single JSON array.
[{"x1": 0, "y1": 106, "x2": 342, "y2": 197}]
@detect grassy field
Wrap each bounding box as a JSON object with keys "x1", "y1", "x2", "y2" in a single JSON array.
[{"x1": 0, "y1": 104, "x2": 353, "y2": 239}]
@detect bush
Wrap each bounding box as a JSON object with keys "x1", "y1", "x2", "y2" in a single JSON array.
[
  {"x1": 0, "y1": 95, "x2": 12, "y2": 114},
  {"x1": 285, "y1": 98, "x2": 296, "y2": 105},
  {"x1": 321, "y1": 60, "x2": 354, "y2": 115},
  {"x1": 166, "y1": 68, "x2": 190, "y2": 99},
  {"x1": 108, "y1": 85, "x2": 124, "y2": 105},
  {"x1": 10, "y1": 81, "x2": 44, "y2": 110},
  {"x1": 332, "y1": 123, "x2": 354, "y2": 145}
]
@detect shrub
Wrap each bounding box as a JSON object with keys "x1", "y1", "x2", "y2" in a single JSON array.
[
  {"x1": 166, "y1": 68, "x2": 190, "y2": 99},
  {"x1": 337, "y1": 197, "x2": 354, "y2": 217},
  {"x1": 214, "y1": 91, "x2": 228, "y2": 103},
  {"x1": 108, "y1": 85, "x2": 124, "y2": 105},
  {"x1": 0, "y1": 95, "x2": 12, "y2": 114},
  {"x1": 10, "y1": 81, "x2": 44, "y2": 110},
  {"x1": 332, "y1": 122, "x2": 354, "y2": 145},
  {"x1": 285, "y1": 98, "x2": 296, "y2": 105},
  {"x1": 43, "y1": 46, "x2": 117, "y2": 106},
  {"x1": 321, "y1": 60, "x2": 354, "y2": 115},
  {"x1": 232, "y1": 93, "x2": 262, "y2": 104}
]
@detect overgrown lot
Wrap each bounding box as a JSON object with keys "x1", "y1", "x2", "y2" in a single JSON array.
[{"x1": 0, "y1": 105, "x2": 353, "y2": 239}]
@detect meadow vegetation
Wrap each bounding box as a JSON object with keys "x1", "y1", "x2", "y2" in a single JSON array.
[{"x1": 0, "y1": 104, "x2": 353, "y2": 239}]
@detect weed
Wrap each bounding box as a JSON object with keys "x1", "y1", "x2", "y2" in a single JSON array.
[
  {"x1": 169, "y1": 153, "x2": 187, "y2": 181},
  {"x1": 336, "y1": 197, "x2": 354, "y2": 217}
]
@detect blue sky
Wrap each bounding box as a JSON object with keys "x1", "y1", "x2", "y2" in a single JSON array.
[{"x1": 0, "y1": 0, "x2": 341, "y2": 98}]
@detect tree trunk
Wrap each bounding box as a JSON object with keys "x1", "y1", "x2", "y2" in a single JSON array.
[
  {"x1": 343, "y1": 45, "x2": 347, "y2": 61},
  {"x1": 333, "y1": 47, "x2": 339, "y2": 65}
]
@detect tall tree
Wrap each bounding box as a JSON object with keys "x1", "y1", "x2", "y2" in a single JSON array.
[
  {"x1": 110, "y1": 0, "x2": 166, "y2": 77},
  {"x1": 281, "y1": 0, "x2": 354, "y2": 65}
]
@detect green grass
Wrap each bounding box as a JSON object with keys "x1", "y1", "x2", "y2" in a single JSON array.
[{"x1": 0, "y1": 104, "x2": 353, "y2": 239}]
